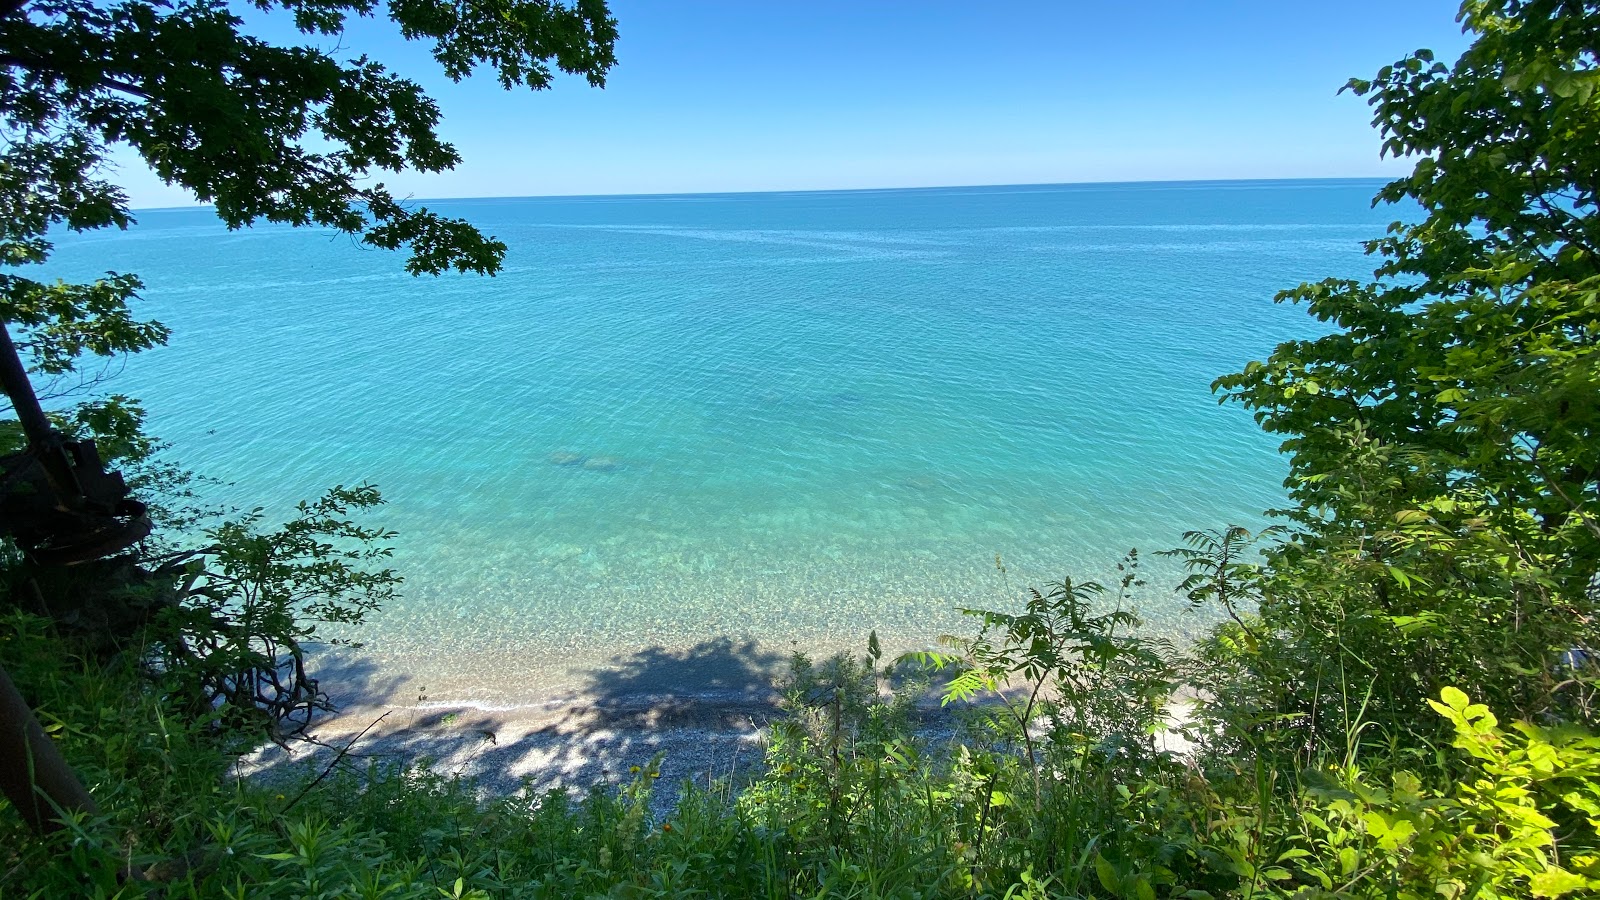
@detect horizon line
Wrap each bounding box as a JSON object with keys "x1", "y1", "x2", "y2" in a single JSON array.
[{"x1": 128, "y1": 174, "x2": 1396, "y2": 214}]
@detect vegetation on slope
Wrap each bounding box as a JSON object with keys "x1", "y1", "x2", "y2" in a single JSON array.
[{"x1": 2, "y1": 0, "x2": 1600, "y2": 897}]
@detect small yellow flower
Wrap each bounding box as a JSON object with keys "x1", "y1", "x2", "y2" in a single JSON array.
[{"x1": 629, "y1": 765, "x2": 641, "y2": 773}]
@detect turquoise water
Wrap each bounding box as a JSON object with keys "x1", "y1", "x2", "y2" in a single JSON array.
[{"x1": 45, "y1": 179, "x2": 1390, "y2": 704}]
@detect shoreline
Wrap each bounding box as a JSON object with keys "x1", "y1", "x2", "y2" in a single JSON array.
[
  {"x1": 248, "y1": 631, "x2": 1197, "y2": 810},
  {"x1": 308, "y1": 626, "x2": 949, "y2": 711},
  {"x1": 242, "y1": 683, "x2": 788, "y2": 811},
  {"x1": 247, "y1": 636, "x2": 806, "y2": 804},
  {"x1": 248, "y1": 627, "x2": 985, "y2": 808}
]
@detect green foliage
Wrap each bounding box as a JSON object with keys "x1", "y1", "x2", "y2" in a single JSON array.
[
  {"x1": 0, "y1": 609, "x2": 239, "y2": 890},
  {"x1": 744, "y1": 608, "x2": 1204, "y2": 898},
  {"x1": 23, "y1": 394, "x2": 224, "y2": 535},
  {"x1": 0, "y1": 0, "x2": 617, "y2": 749},
  {"x1": 0, "y1": 0, "x2": 611, "y2": 851},
  {"x1": 1216, "y1": 0, "x2": 1600, "y2": 565},
  {"x1": 12, "y1": 573, "x2": 1600, "y2": 899},
  {"x1": 0, "y1": 0, "x2": 619, "y2": 623},
  {"x1": 1162, "y1": 526, "x2": 1282, "y2": 639},
  {"x1": 1207, "y1": 0, "x2": 1600, "y2": 752},
  {"x1": 921, "y1": 552, "x2": 1174, "y2": 780},
  {"x1": 0, "y1": 0, "x2": 623, "y2": 786},
  {"x1": 14, "y1": 2, "x2": 1600, "y2": 898},
  {"x1": 1279, "y1": 688, "x2": 1600, "y2": 899},
  {"x1": 1, "y1": 0, "x2": 617, "y2": 294},
  {"x1": 150, "y1": 484, "x2": 401, "y2": 737}
]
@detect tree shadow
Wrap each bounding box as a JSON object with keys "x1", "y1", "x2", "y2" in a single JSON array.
[
  {"x1": 239, "y1": 636, "x2": 792, "y2": 814},
  {"x1": 552, "y1": 636, "x2": 788, "y2": 730}
]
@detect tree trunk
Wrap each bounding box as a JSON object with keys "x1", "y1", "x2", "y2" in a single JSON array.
[{"x1": 0, "y1": 660, "x2": 98, "y2": 834}]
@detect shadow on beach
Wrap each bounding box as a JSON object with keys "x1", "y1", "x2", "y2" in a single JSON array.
[{"x1": 242, "y1": 637, "x2": 793, "y2": 807}]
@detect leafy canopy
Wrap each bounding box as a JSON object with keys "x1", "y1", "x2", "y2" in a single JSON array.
[
  {"x1": 1216, "y1": 0, "x2": 1599, "y2": 560},
  {"x1": 1210, "y1": 0, "x2": 1600, "y2": 736},
  {"x1": 0, "y1": 0, "x2": 617, "y2": 380},
  {"x1": 0, "y1": 0, "x2": 616, "y2": 735}
]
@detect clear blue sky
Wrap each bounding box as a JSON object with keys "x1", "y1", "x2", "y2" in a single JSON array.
[{"x1": 117, "y1": 0, "x2": 1473, "y2": 207}]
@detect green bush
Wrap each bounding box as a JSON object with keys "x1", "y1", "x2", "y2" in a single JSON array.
[{"x1": 1282, "y1": 688, "x2": 1600, "y2": 899}]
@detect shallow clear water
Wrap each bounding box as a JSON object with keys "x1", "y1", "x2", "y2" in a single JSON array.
[{"x1": 44, "y1": 179, "x2": 1391, "y2": 704}]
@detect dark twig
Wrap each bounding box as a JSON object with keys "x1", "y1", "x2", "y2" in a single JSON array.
[{"x1": 277, "y1": 711, "x2": 389, "y2": 815}]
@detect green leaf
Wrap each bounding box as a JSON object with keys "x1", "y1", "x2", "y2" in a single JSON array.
[
  {"x1": 1095, "y1": 855, "x2": 1120, "y2": 895},
  {"x1": 1530, "y1": 867, "x2": 1590, "y2": 898}
]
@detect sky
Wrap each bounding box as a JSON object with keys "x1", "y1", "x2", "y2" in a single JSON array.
[{"x1": 115, "y1": 0, "x2": 1474, "y2": 208}]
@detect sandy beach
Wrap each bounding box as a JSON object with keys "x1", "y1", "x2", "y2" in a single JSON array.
[
  {"x1": 241, "y1": 636, "x2": 804, "y2": 807},
  {"x1": 242, "y1": 633, "x2": 1196, "y2": 812}
]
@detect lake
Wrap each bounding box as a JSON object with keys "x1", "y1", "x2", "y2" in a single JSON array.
[{"x1": 44, "y1": 179, "x2": 1393, "y2": 706}]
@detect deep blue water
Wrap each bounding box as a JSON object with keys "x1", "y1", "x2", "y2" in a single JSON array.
[{"x1": 43, "y1": 179, "x2": 1392, "y2": 704}]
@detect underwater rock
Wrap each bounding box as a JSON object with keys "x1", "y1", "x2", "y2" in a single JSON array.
[
  {"x1": 548, "y1": 450, "x2": 585, "y2": 466},
  {"x1": 538, "y1": 543, "x2": 586, "y2": 562}
]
